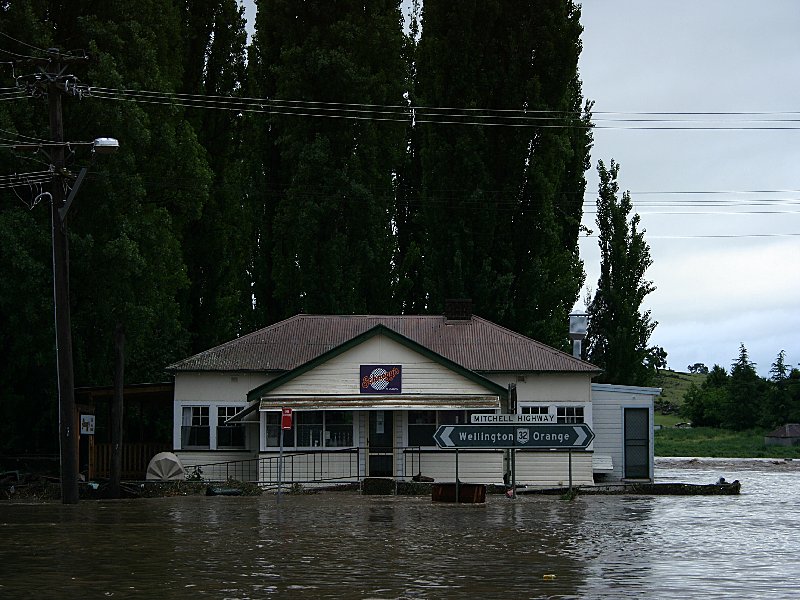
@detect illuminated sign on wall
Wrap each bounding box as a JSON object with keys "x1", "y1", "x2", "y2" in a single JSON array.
[{"x1": 360, "y1": 365, "x2": 402, "y2": 394}]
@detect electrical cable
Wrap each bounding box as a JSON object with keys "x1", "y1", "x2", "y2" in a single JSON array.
[
  {"x1": 0, "y1": 47, "x2": 45, "y2": 61},
  {"x1": 0, "y1": 32, "x2": 50, "y2": 55},
  {"x1": 83, "y1": 85, "x2": 800, "y2": 129}
]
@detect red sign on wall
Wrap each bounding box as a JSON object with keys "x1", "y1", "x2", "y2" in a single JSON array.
[{"x1": 281, "y1": 407, "x2": 293, "y2": 430}]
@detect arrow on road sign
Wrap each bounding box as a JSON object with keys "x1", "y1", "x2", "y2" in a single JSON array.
[
  {"x1": 573, "y1": 425, "x2": 587, "y2": 446},
  {"x1": 438, "y1": 426, "x2": 455, "y2": 447}
]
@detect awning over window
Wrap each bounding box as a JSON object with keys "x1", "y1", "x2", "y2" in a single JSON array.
[
  {"x1": 225, "y1": 402, "x2": 260, "y2": 423},
  {"x1": 258, "y1": 394, "x2": 501, "y2": 412}
]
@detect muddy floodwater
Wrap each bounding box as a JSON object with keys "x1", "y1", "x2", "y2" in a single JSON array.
[{"x1": 2, "y1": 458, "x2": 799, "y2": 599}]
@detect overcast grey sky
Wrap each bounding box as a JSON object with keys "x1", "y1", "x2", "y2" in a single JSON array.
[
  {"x1": 578, "y1": 1, "x2": 800, "y2": 374},
  {"x1": 240, "y1": 1, "x2": 800, "y2": 375}
]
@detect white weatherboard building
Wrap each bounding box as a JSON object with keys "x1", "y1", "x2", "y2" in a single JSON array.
[{"x1": 168, "y1": 307, "x2": 659, "y2": 488}]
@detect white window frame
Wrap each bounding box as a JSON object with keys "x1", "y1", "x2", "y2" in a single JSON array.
[
  {"x1": 556, "y1": 405, "x2": 585, "y2": 424},
  {"x1": 216, "y1": 405, "x2": 246, "y2": 449},
  {"x1": 181, "y1": 405, "x2": 210, "y2": 449},
  {"x1": 519, "y1": 404, "x2": 589, "y2": 425},
  {"x1": 262, "y1": 410, "x2": 356, "y2": 450}
]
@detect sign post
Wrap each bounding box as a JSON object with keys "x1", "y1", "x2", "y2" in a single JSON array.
[
  {"x1": 278, "y1": 408, "x2": 292, "y2": 502},
  {"x1": 433, "y1": 424, "x2": 594, "y2": 497}
]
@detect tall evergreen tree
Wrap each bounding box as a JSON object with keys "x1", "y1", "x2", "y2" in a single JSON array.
[
  {"x1": 765, "y1": 350, "x2": 792, "y2": 428},
  {"x1": 1, "y1": 1, "x2": 212, "y2": 400},
  {"x1": 411, "y1": 0, "x2": 591, "y2": 344},
  {"x1": 248, "y1": 0, "x2": 407, "y2": 317},
  {"x1": 725, "y1": 343, "x2": 766, "y2": 430},
  {"x1": 66, "y1": 1, "x2": 211, "y2": 386},
  {"x1": 586, "y1": 160, "x2": 657, "y2": 385},
  {"x1": 0, "y1": 2, "x2": 59, "y2": 453},
  {"x1": 178, "y1": 0, "x2": 252, "y2": 351}
]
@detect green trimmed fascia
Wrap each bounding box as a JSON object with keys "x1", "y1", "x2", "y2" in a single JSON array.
[{"x1": 246, "y1": 324, "x2": 509, "y2": 402}]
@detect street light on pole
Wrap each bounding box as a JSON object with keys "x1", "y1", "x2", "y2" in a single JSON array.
[
  {"x1": 7, "y1": 46, "x2": 118, "y2": 503},
  {"x1": 44, "y1": 51, "x2": 119, "y2": 505},
  {"x1": 49, "y1": 135, "x2": 118, "y2": 505}
]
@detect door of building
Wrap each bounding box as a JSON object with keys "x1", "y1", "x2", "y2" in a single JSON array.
[
  {"x1": 368, "y1": 410, "x2": 394, "y2": 477},
  {"x1": 624, "y1": 407, "x2": 650, "y2": 479}
]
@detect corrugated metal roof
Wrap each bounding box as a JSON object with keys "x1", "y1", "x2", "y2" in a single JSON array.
[{"x1": 167, "y1": 314, "x2": 600, "y2": 375}]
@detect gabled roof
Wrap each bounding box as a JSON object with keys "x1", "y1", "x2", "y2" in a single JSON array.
[
  {"x1": 167, "y1": 314, "x2": 600, "y2": 375},
  {"x1": 766, "y1": 423, "x2": 800, "y2": 438},
  {"x1": 246, "y1": 324, "x2": 509, "y2": 402}
]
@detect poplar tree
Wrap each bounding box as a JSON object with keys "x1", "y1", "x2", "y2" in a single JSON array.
[
  {"x1": 0, "y1": 0, "x2": 209, "y2": 452},
  {"x1": 586, "y1": 160, "x2": 657, "y2": 385},
  {"x1": 67, "y1": 0, "x2": 210, "y2": 385},
  {"x1": 248, "y1": 0, "x2": 407, "y2": 317},
  {"x1": 0, "y1": 2, "x2": 58, "y2": 454},
  {"x1": 179, "y1": 0, "x2": 252, "y2": 351},
  {"x1": 411, "y1": 0, "x2": 591, "y2": 344}
]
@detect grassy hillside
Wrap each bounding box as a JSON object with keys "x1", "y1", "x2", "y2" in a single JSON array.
[
  {"x1": 655, "y1": 426, "x2": 800, "y2": 459},
  {"x1": 652, "y1": 369, "x2": 706, "y2": 426},
  {"x1": 648, "y1": 371, "x2": 800, "y2": 458},
  {"x1": 654, "y1": 369, "x2": 706, "y2": 407}
]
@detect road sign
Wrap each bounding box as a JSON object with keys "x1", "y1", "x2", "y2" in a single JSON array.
[
  {"x1": 433, "y1": 424, "x2": 594, "y2": 450},
  {"x1": 80, "y1": 414, "x2": 95, "y2": 435},
  {"x1": 471, "y1": 413, "x2": 556, "y2": 424},
  {"x1": 281, "y1": 407, "x2": 293, "y2": 430}
]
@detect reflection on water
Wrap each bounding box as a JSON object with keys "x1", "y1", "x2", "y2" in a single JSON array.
[{"x1": 1, "y1": 458, "x2": 798, "y2": 599}]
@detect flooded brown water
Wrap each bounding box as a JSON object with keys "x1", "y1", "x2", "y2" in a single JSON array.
[{"x1": 1, "y1": 458, "x2": 798, "y2": 599}]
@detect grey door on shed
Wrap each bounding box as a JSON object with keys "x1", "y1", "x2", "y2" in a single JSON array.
[{"x1": 624, "y1": 407, "x2": 650, "y2": 479}]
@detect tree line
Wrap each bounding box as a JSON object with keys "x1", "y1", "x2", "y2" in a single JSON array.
[
  {"x1": 0, "y1": 1, "x2": 656, "y2": 455},
  {"x1": 682, "y1": 346, "x2": 800, "y2": 431}
]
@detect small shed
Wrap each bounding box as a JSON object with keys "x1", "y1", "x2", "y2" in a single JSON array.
[{"x1": 764, "y1": 424, "x2": 800, "y2": 447}]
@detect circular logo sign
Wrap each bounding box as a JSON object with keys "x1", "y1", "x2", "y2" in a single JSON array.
[{"x1": 368, "y1": 368, "x2": 390, "y2": 391}]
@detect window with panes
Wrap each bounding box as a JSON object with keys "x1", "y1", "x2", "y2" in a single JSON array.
[
  {"x1": 407, "y1": 410, "x2": 495, "y2": 447},
  {"x1": 407, "y1": 410, "x2": 437, "y2": 446},
  {"x1": 181, "y1": 406, "x2": 210, "y2": 448},
  {"x1": 217, "y1": 406, "x2": 246, "y2": 448},
  {"x1": 265, "y1": 412, "x2": 294, "y2": 447},
  {"x1": 265, "y1": 411, "x2": 354, "y2": 448},
  {"x1": 521, "y1": 405, "x2": 550, "y2": 416},
  {"x1": 557, "y1": 406, "x2": 585, "y2": 423}
]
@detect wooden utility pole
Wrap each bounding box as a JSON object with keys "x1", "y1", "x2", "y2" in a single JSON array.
[
  {"x1": 109, "y1": 323, "x2": 125, "y2": 498},
  {"x1": 47, "y1": 49, "x2": 80, "y2": 504},
  {"x1": 9, "y1": 47, "x2": 114, "y2": 503}
]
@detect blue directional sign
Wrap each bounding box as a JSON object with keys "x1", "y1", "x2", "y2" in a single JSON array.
[{"x1": 433, "y1": 424, "x2": 594, "y2": 450}]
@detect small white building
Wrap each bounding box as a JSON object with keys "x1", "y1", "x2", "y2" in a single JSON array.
[{"x1": 167, "y1": 308, "x2": 659, "y2": 488}]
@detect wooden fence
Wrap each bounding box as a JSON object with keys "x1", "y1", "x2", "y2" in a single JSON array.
[{"x1": 91, "y1": 442, "x2": 171, "y2": 480}]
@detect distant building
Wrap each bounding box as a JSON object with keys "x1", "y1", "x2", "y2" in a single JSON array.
[
  {"x1": 765, "y1": 424, "x2": 800, "y2": 447},
  {"x1": 167, "y1": 304, "x2": 660, "y2": 488}
]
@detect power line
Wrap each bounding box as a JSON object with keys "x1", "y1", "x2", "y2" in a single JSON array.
[
  {"x1": 81, "y1": 85, "x2": 800, "y2": 130},
  {"x1": 0, "y1": 127, "x2": 54, "y2": 144},
  {"x1": 0, "y1": 32, "x2": 51, "y2": 55},
  {"x1": 0, "y1": 47, "x2": 45, "y2": 61},
  {"x1": 604, "y1": 232, "x2": 800, "y2": 240},
  {"x1": 83, "y1": 85, "x2": 800, "y2": 119}
]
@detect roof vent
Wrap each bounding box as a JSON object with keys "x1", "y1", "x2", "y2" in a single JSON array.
[{"x1": 444, "y1": 298, "x2": 473, "y2": 321}]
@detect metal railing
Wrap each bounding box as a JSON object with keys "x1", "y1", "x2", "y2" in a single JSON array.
[
  {"x1": 182, "y1": 446, "x2": 511, "y2": 487},
  {"x1": 184, "y1": 446, "x2": 434, "y2": 486},
  {"x1": 186, "y1": 447, "x2": 361, "y2": 486}
]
